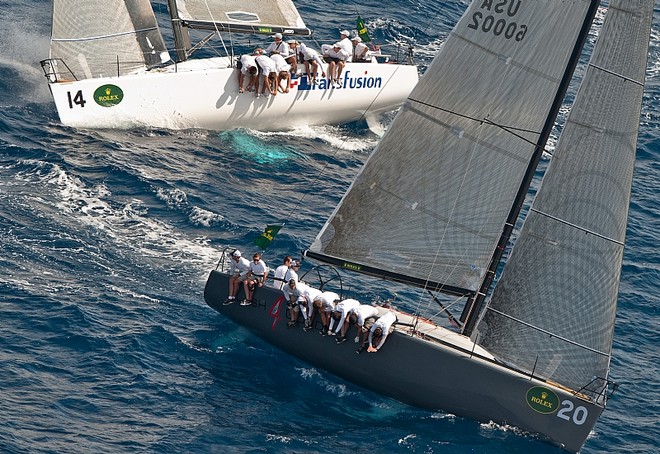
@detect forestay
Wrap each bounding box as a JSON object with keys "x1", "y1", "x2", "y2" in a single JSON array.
[
  {"x1": 49, "y1": 0, "x2": 169, "y2": 80},
  {"x1": 174, "y1": 0, "x2": 311, "y2": 35},
  {"x1": 477, "y1": 0, "x2": 653, "y2": 397},
  {"x1": 308, "y1": 1, "x2": 592, "y2": 294}
]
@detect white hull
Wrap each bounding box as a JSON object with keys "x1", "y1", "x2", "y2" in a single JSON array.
[{"x1": 46, "y1": 57, "x2": 419, "y2": 131}]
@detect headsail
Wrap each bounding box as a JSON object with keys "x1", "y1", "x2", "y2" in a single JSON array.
[
  {"x1": 308, "y1": 1, "x2": 594, "y2": 295},
  {"x1": 174, "y1": 0, "x2": 311, "y2": 35},
  {"x1": 49, "y1": 0, "x2": 169, "y2": 80},
  {"x1": 477, "y1": 0, "x2": 653, "y2": 397}
]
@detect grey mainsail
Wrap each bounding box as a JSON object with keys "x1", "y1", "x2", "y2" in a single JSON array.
[
  {"x1": 174, "y1": 0, "x2": 311, "y2": 35},
  {"x1": 49, "y1": 0, "x2": 169, "y2": 80},
  {"x1": 308, "y1": 1, "x2": 593, "y2": 294},
  {"x1": 477, "y1": 0, "x2": 653, "y2": 397}
]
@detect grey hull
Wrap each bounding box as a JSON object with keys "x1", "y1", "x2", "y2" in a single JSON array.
[{"x1": 204, "y1": 270, "x2": 603, "y2": 452}]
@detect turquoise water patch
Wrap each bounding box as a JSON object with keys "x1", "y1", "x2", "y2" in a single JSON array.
[{"x1": 221, "y1": 130, "x2": 304, "y2": 164}]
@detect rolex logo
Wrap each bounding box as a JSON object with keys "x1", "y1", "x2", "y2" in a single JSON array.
[
  {"x1": 94, "y1": 84, "x2": 124, "y2": 107},
  {"x1": 526, "y1": 386, "x2": 559, "y2": 414}
]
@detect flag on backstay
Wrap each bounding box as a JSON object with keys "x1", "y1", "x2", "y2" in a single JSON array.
[
  {"x1": 254, "y1": 223, "x2": 283, "y2": 249},
  {"x1": 356, "y1": 15, "x2": 371, "y2": 43}
]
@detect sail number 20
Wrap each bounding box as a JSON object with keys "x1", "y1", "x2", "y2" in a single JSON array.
[
  {"x1": 67, "y1": 90, "x2": 86, "y2": 109},
  {"x1": 557, "y1": 400, "x2": 589, "y2": 425}
]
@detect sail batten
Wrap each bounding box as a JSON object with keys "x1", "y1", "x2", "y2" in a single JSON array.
[{"x1": 477, "y1": 0, "x2": 653, "y2": 396}]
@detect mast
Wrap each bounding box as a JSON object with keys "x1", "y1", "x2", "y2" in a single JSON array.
[
  {"x1": 167, "y1": 0, "x2": 191, "y2": 62},
  {"x1": 460, "y1": 0, "x2": 602, "y2": 337}
]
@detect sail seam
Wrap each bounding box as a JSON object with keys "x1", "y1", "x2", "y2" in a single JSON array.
[
  {"x1": 408, "y1": 98, "x2": 541, "y2": 135},
  {"x1": 486, "y1": 308, "x2": 610, "y2": 357},
  {"x1": 588, "y1": 63, "x2": 645, "y2": 86},
  {"x1": 52, "y1": 27, "x2": 159, "y2": 42},
  {"x1": 406, "y1": 104, "x2": 534, "y2": 165},
  {"x1": 530, "y1": 207, "x2": 625, "y2": 245}
]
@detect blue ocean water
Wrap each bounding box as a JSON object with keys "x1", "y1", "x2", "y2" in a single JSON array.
[{"x1": 1, "y1": 1, "x2": 658, "y2": 453}]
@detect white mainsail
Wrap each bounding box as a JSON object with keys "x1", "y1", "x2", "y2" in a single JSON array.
[
  {"x1": 49, "y1": 0, "x2": 169, "y2": 80},
  {"x1": 308, "y1": 0, "x2": 594, "y2": 294},
  {"x1": 477, "y1": 0, "x2": 653, "y2": 397}
]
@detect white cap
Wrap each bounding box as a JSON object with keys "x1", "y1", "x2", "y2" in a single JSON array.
[
  {"x1": 333, "y1": 42, "x2": 342, "y2": 48},
  {"x1": 273, "y1": 33, "x2": 282, "y2": 39},
  {"x1": 232, "y1": 249, "x2": 241, "y2": 257},
  {"x1": 352, "y1": 36, "x2": 362, "y2": 42},
  {"x1": 340, "y1": 30, "x2": 350, "y2": 36}
]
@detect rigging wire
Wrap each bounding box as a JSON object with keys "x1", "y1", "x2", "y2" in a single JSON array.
[{"x1": 201, "y1": 0, "x2": 231, "y2": 57}]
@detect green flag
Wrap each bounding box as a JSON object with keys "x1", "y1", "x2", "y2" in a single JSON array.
[
  {"x1": 356, "y1": 15, "x2": 371, "y2": 43},
  {"x1": 254, "y1": 224, "x2": 283, "y2": 250}
]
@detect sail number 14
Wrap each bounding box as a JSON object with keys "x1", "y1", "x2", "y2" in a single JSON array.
[{"x1": 67, "y1": 90, "x2": 86, "y2": 109}]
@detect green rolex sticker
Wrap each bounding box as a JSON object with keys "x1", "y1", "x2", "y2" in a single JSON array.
[
  {"x1": 94, "y1": 84, "x2": 124, "y2": 107},
  {"x1": 526, "y1": 386, "x2": 559, "y2": 414}
]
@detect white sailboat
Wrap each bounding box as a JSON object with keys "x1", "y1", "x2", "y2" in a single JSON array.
[
  {"x1": 40, "y1": 0, "x2": 419, "y2": 131},
  {"x1": 203, "y1": 0, "x2": 652, "y2": 451}
]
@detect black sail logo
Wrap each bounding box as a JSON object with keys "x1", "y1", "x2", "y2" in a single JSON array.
[{"x1": 94, "y1": 85, "x2": 124, "y2": 107}]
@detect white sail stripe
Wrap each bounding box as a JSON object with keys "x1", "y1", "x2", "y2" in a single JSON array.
[{"x1": 530, "y1": 207, "x2": 625, "y2": 246}]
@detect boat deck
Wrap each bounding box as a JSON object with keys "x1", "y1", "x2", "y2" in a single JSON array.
[{"x1": 380, "y1": 307, "x2": 496, "y2": 360}]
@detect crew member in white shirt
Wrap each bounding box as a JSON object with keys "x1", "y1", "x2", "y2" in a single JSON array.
[
  {"x1": 322, "y1": 43, "x2": 350, "y2": 87},
  {"x1": 265, "y1": 32, "x2": 291, "y2": 57},
  {"x1": 270, "y1": 53, "x2": 292, "y2": 93},
  {"x1": 362, "y1": 311, "x2": 397, "y2": 353},
  {"x1": 328, "y1": 298, "x2": 360, "y2": 341},
  {"x1": 299, "y1": 284, "x2": 322, "y2": 331},
  {"x1": 224, "y1": 249, "x2": 251, "y2": 304},
  {"x1": 283, "y1": 259, "x2": 300, "y2": 285},
  {"x1": 237, "y1": 51, "x2": 259, "y2": 93},
  {"x1": 242, "y1": 252, "x2": 269, "y2": 305},
  {"x1": 347, "y1": 304, "x2": 380, "y2": 344},
  {"x1": 255, "y1": 54, "x2": 279, "y2": 96},
  {"x1": 337, "y1": 30, "x2": 353, "y2": 55},
  {"x1": 283, "y1": 278, "x2": 307, "y2": 327},
  {"x1": 286, "y1": 40, "x2": 300, "y2": 74},
  {"x1": 351, "y1": 36, "x2": 370, "y2": 62},
  {"x1": 312, "y1": 291, "x2": 339, "y2": 334},
  {"x1": 271, "y1": 256, "x2": 292, "y2": 290},
  {"x1": 297, "y1": 42, "x2": 326, "y2": 85}
]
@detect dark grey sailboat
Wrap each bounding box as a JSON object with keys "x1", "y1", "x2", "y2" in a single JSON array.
[{"x1": 204, "y1": 0, "x2": 653, "y2": 451}]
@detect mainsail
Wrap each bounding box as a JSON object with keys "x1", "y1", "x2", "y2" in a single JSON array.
[
  {"x1": 174, "y1": 0, "x2": 311, "y2": 35},
  {"x1": 49, "y1": 0, "x2": 169, "y2": 80},
  {"x1": 477, "y1": 0, "x2": 653, "y2": 396},
  {"x1": 308, "y1": 1, "x2": 594, "y2": 295}
]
